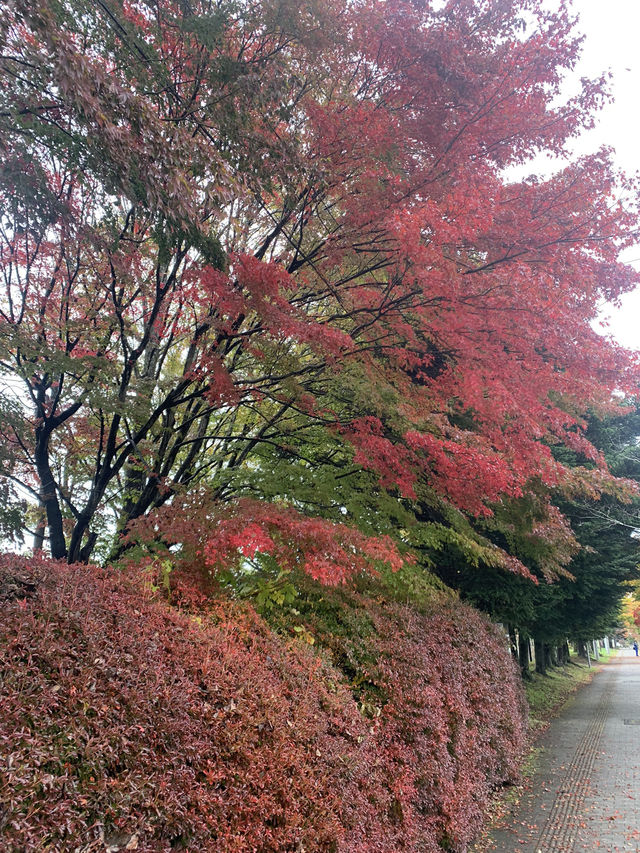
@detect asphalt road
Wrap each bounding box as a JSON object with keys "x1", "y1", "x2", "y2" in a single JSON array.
[{"x1": 480, "y1": 649, "x2": 640, "y2": 853}]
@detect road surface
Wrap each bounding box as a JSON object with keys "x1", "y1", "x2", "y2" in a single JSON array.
[{"x1": 481, "y1": 650, "x2": 640, "y2": 853}]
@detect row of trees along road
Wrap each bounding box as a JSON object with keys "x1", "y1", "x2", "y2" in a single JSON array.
[
  {"x1": 1, "y1": 0, "x2": 640, "y2": 617},
  {"x1": 429, "y1": 407, "x2": 640, "y2": 675}
]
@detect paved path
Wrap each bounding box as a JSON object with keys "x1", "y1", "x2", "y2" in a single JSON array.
[{"x1": 481, "y1": 650, "x2": 640, "y2": 853}]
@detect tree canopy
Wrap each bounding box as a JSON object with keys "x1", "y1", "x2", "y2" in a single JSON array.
[
  {"x1": 431, "y1": 407, "x2": 640, "y2": 662},
  {"x1": 1, "y1": 0, "x2": 639, "y2": 577}
]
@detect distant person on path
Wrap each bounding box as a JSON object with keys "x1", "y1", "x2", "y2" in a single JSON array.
[{"x1": 634, "y1": 641, "x2": 638, "y2": 656}]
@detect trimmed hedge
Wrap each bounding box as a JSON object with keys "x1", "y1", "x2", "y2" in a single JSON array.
[{"x1": 0, "y1": 555, "x2": 526, "y2": 851}]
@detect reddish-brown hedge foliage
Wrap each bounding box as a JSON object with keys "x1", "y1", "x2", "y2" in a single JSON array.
[
  {"x1": 264, "y1": 578, "x2": 528, "y2": 852},
  {"x1": 0, "y1": 555, "x2": 526, "y2": 851},
  {"x1": 364, "y1": 604, "x2": 527, "y2": 851}
]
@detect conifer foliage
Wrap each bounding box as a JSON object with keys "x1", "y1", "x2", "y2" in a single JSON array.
[{"x1": 1, "y1": 0, "x2": 639, "y2": 566}]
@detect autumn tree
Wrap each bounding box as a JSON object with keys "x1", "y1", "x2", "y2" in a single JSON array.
[
  {"x1": 432, "y1": 406, "x2": 640, "y2": 674},
  {"x1": 1, "y1": 0, "x2": 639, "y2": 572},
  {"x1": 548, "y1": 408, "x2": 640, "y2": 650}
]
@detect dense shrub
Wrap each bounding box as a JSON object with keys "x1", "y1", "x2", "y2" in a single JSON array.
[
  {"x1": 0, "y1": 555, "x2": 526, "y2": 851},
  {"x1": 0, "y1": 554, "x2": 366, "y2": 851},
  {"x1": 261, "y1": 572, "x2": 528, "y2": 851}
]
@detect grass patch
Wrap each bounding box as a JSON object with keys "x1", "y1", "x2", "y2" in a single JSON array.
[
  {"x1": 592, "y1": 646, "x2": 617, "y2": 664},
  {"x1": 525, "y1": 658, "x2": 598, "y2": 734}
]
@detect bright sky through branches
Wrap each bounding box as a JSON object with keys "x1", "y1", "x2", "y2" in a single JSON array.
[{"x1": 569, "y1": 0, "x2": 640, "y2": 349}]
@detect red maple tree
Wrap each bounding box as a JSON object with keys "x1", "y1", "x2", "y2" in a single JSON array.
[{"x1": 0, "y1": 0, "x2": 638, "y2": 572}]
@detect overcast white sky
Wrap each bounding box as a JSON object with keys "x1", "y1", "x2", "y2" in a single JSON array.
[{"x1": 558, "y1": 0, "x2": 640, "y2": 349}]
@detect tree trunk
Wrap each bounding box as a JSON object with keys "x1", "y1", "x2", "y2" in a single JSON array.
[
  {"x1": 68, "y1": 516, "x2": 98, "y2": 564},
  {"x1": 32, "y1": 492, "x2": 46, "y2": 553},
  {"x1": 508, "y1": 625, "x2": 518, "y2": 663},
  {"x1": 534, "y1": 638, "x2": 546, "y2": 675},
  {"x1": 518, "y1": 633, "x2": 532, "y2": 679},
  {"x1": 34, "y1": 426, "x2": 67, "y2": 560}
]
